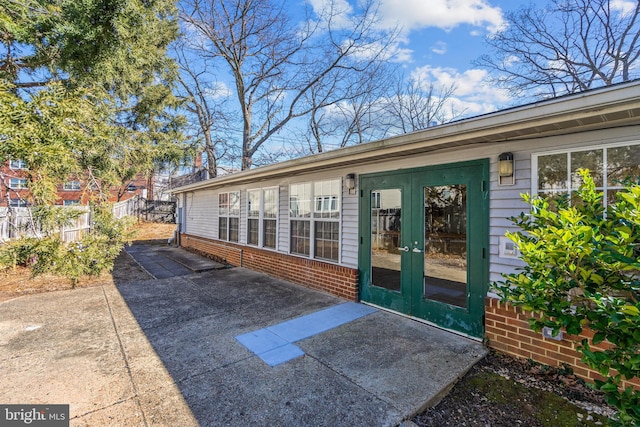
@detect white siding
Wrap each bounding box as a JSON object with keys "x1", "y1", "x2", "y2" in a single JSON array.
[
  {"x1": 184, "y1": 189, "x2": 217, "y2": 240},
  {"x1": 341, "y1": 183, "x2": 359, "y2": 267},
  {"x1": 178, "y1": 125, "x2": 640, "y2": 291}
]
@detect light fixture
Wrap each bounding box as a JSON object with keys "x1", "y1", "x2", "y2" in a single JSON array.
[
  {"x1": 498, "y1": 152, "x2": 515, "y2": 186},
  {"x1": 345, "y1": 173, "x2": 356, "y2": 193}
]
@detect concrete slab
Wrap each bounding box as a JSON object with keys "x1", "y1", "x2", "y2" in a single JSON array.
[
  {"x1": 299, "y1": 310, "x2": 486, "y2": 416},
  {"x1": 1, "y1": 245, "x2": 487, "y2": 427},
  {"x1": 125, "y1": 244, "x2": 224, "y2": 278},
  {"x1": 0, "y1": 286, "x2": 197, "y2": 426}
]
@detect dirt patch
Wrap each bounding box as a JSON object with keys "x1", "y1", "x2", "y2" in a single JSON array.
[
  {"x1": 0, "y1": 221, "x2": 174, "y2": 302},
  {"x1": 412, "y1": 350, "x2": 615, "y2": 426}
]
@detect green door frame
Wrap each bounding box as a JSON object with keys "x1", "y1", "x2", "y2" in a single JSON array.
[{"x1": 358, "y1": 159, "x2": 489, "y2": 337}]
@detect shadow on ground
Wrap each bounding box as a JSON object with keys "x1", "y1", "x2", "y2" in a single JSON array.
[{"x1": 113, "y1": 245, "x2": 487, "y2": 427}]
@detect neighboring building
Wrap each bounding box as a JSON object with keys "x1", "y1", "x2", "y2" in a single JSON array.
[
  {"x1": 171, "y1": 81, "x2": 640, "y2": 384},
  {"x1": 0, "y1": 163, "x2": 148, "y2": 207}
]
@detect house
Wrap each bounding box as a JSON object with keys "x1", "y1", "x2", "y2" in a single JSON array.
[
  {"x1": 171, "y1": 81, "x2": 640, "y2": 383},
  {"x1": 0, "y1": 161, "x2": 148, "y2": 207}
]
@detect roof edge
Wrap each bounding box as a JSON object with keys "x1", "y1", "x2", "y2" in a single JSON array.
[{"x1": 172, "y1": 80, "x2": 640, "y2": 194}]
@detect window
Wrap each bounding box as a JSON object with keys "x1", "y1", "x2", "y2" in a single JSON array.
[
  {"x1": 290, "y1": 183, "x2": 312, "y2": 256},
  {"x1": 9, "y1": 178, "x2": 28, "y2": 189},
  {"x1": 9, "y1": 159, "x2": 27, "y2": 170},
  {"x1": 263, "y1": 188, "x2": 278, "y2": 249},
  {"x1": 63, "y1": 181, "x2": 81, "y2": 191},
  {"x1": 247, "y1": 190, "x2": 260, "y2": 246},
  {"x1": 9, "y1": 199, "x2": 28, "y2": 207},
  {"x1": 371, "y1": 191, "x2": 381, "y2": 209},
  {"x1": 289, "y1": 179, "x2": 341, "y2": 261},
  {"x1": 63, "y1": 199, "x2": 80, "y2": 206},
  {"x1": 247, "y1": 188, "x2": 279, "y2": 249},
  {"x1": 219, "y1": 191, "x2": 240, "y2": 242},
  {"x1": 534, "y1": 142, "x2": 640, "y2": 207}
]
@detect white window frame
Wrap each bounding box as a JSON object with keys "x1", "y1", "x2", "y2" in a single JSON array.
[
  {"x1": 532, "y1": 141, "x2": 640, "y2": 208},
  {"x1": 246, "y1": 187, "x2": 279, "y2": 250},
  {"x1": 63, "y1": 199, "x2": 80, "y2": 206},
  {"x1": 9, "y1": 159, "x2": 27, "y2": 170},
  {"x1": 218, "y1": 191, "x2": 240, "y2": 242},
  {"x1": 63, "y1": 181, "x2": 81, "y2": 191},
  {"x1": 288, "y1": 179, "x2": 342, "y2": 263},
  {"x1": 9, "y1": 199, "x2": 28, "y2": 207},
  {"x1": 9, "y1": 178, "x2": 28, "y2": 189}
]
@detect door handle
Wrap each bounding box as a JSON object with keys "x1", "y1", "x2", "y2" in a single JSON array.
[
  {"x1": 398, "y1": 246, "x2": 410, "y2": 252},
  {"x1": 412, "y1": 247, "x2": 423, "y2": 253}
]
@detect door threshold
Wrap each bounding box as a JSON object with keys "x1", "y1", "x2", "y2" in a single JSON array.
[{"x1": 360, "y1": 301, "x2": 483, "y2": 342}]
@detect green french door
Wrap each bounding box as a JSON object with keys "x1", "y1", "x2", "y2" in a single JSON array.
[{"x1": 359, "y1": 160, "x2": 489, "y2": 337}]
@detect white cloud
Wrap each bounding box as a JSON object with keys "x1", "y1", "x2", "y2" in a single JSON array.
[
  {"x1": 308, "y1": 0, "x2": 354, "y2": 28},
  {"x1": 611, "y1": 0, "x2": 637, "y2": 16},
  {"x1": 431, "y1": 41, "x2": 447, "y2": 55},
  {"x1": 378, "y1": 0, "x2": 505, "y2": 33},
  {"x1": 339, "y1": 35, "x2": 413, "y2": 63},
  {"x1": 204, "y1": 82, "x2": 233, "y2": 100},
  {"x1": 410, "y1": 65, "x2": 512, "y2": 118}
]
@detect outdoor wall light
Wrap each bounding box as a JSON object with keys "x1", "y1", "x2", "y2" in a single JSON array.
[
  {"x1": 345, "y1": 173, "x2": 356, "y2": 193},
  {"x1": 498, "y1": 152, "x2": 515, "y2": 186}
]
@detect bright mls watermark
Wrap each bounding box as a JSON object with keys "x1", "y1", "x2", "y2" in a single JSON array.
[{"x1": 0, "y1": 405, "x2": 69, "y2": 427}]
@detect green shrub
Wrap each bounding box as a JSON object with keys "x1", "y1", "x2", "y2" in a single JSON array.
[
  {"x1": 496, "y1": 169, "x2": 640, "y2": 426},
  {"x1": 0, "y1": 205, "x2": 136, "y2": 287}
]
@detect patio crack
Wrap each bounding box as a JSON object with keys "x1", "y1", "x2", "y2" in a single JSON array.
[{"x1": 101, "y1": 284, "x2": 149, "y2": 427}]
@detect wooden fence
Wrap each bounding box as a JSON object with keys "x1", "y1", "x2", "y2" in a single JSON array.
[
  {"x1": 1, "y1": 197, "x2": 176, "y2": 243},
  {"x1": 0, "y1": 206, "x2": 92, "y2": 243}
]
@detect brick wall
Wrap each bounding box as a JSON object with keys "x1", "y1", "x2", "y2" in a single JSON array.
[
  {"x1": 485, "y1": 296, "x2": 640, "y2": 390},
  {"x1": 180, "y1": 233, "x2": 358, "y2": 301}
]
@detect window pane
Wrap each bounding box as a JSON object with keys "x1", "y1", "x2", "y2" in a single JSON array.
[
  {"x1": 608, "y1": 145, "x2": 640, "y2": 186},
  {"x1": 248, "y1": 190, "x2": 260, "y2": 218},
  {"x1": 264, "y1": 189, "x2": 278, "y2": 218},
  {"x1": 264, "y1": 219, "x2": 277, "y2": 249},
  {"x1": 229, "y1": 192, "x2": 240, "y2": 217},
  {"x1": 9, "y1": 199, "x2": 28, "y2": 207},
  {"x1": 314, "y1": 180, "x2": 340, "y2": 219},
  {"x1": 10, "y1": 159, "x2": 27, "y2": 169},
  {"x1": 248, "y1": 218, "x2": 259, "y2": 245},
  {"x1": 219, "y1": 193, "x2": 229, "y2": 216},
  {"x1": 424, "y1": 184, "x2": 467, "y2": 308},
  {"x1": 571, "y1": 150, "x2": 603, "y2": 188},
  {"x1": 219, "y1": 217, "x2": 228, "y2": 240},
  {"x1": 229, "y1": 218, "x2": 239, "y2": 242},
  {"x1": 290, "y1": 220, "x2": 310, "y2": 255},
  {"x1": 538, "y1": 153, "x2": 567, "y2": 191},
  {"x1": 64, "y1": 181, "x2": 81, "y2": 191},
  {"x1": 314, "y1": 221, "x2": 339, "y2": 261},
  {"x1": 290, "y1": 183, "x2": 311, "y2": 218},
  {"x1": 10, "y1": 178, "x2": 28, "y2": 189}
]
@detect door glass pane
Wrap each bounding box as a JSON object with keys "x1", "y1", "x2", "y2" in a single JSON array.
[
  {"x1": 371, "y1": 189, "x2": 402, "y2": 291},
  {"x1": 423, "y1": 185, "x2": 467, "y2": 308}
]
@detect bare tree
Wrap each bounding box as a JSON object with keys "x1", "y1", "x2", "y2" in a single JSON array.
[
  {"x1": 173, "y1": 37, "x2": 234, "y2": 178},
  {"x1": 476, "y1": 0, "x2": 640, "y2": 99},
  {"x1": 179, "y1": 0, "x2": 397, "y2": 170},
  {"x1": 381, "y1": 76, "x2": 460, "y2": 135},
  {"x1": 299, "y1": 62, "x2": 393, "y2": 155}
]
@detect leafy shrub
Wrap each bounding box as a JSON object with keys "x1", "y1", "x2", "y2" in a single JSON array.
[
  {"x1": 496, "y1": 169, "x2": 640, "y2": 425},
  {"x1": 0, "y1": 204, "x2": 136, "y2": 287}
]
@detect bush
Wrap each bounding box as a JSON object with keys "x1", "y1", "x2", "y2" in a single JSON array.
[
  {"x1": 0, "y1": 205, "x2": 136, "y2": 287},
  {"x1": 496, "y1": 169, "x2": 640, "y2": 425}
]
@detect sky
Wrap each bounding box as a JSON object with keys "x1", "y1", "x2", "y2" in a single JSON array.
[{"x1": 339, "y1": 0, "x2": 533, "y2": 118}]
